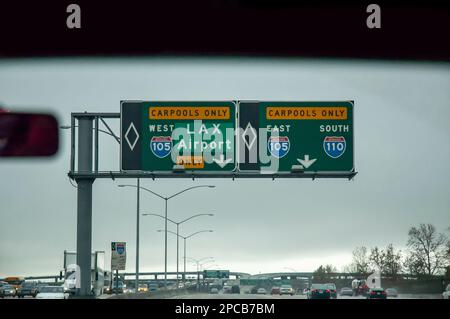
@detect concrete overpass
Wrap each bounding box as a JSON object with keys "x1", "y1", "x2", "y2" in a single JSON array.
[
  {"x1": 21, "y1": 271, "x2": 252, "y2": 283},
  {"x1": 121, "y1": 271, "x2": 251, "y2": 280},
  {"x1": 20, "y1": 271, "x2": 423, "y2": 283}
]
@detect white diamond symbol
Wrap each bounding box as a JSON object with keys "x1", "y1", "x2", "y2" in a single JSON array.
[
  {"x1": 242, "y1": 122, "x2": 257, "y2": 150},
  {"x1": 125, "y1": 122, "x2": 139, "y2": 151}
]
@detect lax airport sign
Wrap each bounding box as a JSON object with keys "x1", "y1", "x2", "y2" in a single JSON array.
[
  {"x1": 121, "y1": 100, "x2": 354, "y2": 174},
  {"x1": 121, "y1": 101, "x2": 236, "y2": 172}
]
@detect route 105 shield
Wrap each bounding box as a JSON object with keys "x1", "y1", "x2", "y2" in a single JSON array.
[
  {"x1": 150, "y1": 136, "x2": 172, "y2": 158},
  {"x1": 268, "y1": 136, "x2": 290, "y2": 158},
  {"x1": 323, "y1": 136, "x2": 346, "y2": 158}
]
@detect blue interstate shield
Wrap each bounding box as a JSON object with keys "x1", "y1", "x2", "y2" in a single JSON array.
[
  {"x1": 117, "y1": 243, "x2": 125, "y2": 255},
  {"x1": 323, "y1": 136, "x2": 346, "y2": 158},
  {"x1": 150, "y1": 136, "x2": 172, "y2": 158},
  {"x1": 268, "y1": 136, "x2": 290, "y2": 158}
]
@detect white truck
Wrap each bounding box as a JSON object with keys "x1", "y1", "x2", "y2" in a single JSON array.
[
  {"x1": 443, "y1": 284, "x2": 450, "y2": 299},
  {"x1": 62, "y1": 250, "x2": 105, "y2": 296}
]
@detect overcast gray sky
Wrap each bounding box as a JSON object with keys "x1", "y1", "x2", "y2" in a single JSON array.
[{"x1": 0, "y1": 57, "x2": 449, "y2": 277}]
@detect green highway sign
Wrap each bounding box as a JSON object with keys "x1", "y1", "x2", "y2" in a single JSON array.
[
  {"x1": 121, "y1": 101, "x2": 236, "y2": 172},
  {"x1": 203, "y1": 269, "x2": 230, "y2": 279},
  {"x1": 121, "y1": 100, "x2": 355, "y2": 175},
  {"x1": 238, "y1": 101, "x2": 354, "y2": 173}
]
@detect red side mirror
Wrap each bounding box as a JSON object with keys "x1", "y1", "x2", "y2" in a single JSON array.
[{"x1": 0, "y1": 112, "x2": 59, "y2": 157}]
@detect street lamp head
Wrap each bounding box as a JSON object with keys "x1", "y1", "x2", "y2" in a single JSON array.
[
  {"x1": 118, "y1": 185, "x2": 125, "y2": 187},
  {"x1": 59, "y1": 125, "x2": 71, "y2": 129},
  {"x1": 208, "y1": 185, "x2": 216, "y2": 188}
]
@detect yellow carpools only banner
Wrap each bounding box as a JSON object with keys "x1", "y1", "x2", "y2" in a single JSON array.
[
  {"x1": 149, "y1": 106, "x2": 230, "y2": 120},
  {"x1": 266, "y1": 106, "x2": 347, "y2": 120}
]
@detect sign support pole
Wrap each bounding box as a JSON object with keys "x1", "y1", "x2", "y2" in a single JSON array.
[
  {"x1": 135, "y1": 178, "x2": 140, "y2": 293},
  {"x1": 115, "y1": 269, "x2": 119, "y2": 292},
  {"x1": 75, "y1": 116, "x2": 94, "y2": 297},
  {"x1": 164, "y1": 198, "x2": 168, "y2": 290},
  {"x1": 176, "y1": 223, "x2": 179, "y2": 290},
  {"x1": 183, "y1": 238, "x2": 186, "y2": 287}
]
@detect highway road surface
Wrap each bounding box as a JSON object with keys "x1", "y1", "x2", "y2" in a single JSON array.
[
  {"x1": 1, "y1": 292, "x2": 443, "y2": 299},
  {"x1": 166, "y1": 292, "x2": 443, "y2": 299}
]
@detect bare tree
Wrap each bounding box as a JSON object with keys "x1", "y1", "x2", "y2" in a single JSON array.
[
  {"x1": 351, "y1": 246, "x2": 372, "y2": 275},
  {"x1": 406, "y1": 224, "x2": 448, "y2": 276},
  {"x1": 369, "y1": 244, "x2": 402, "y2": 278},
  {"x1": 369, "y1": 246, "x2": 385, "y2": 271},
  {"x1": 383, "y1": 244, "x2": 403, "y2": 279},
  {"x1": 341, "y1": 263, "x2": 357, "y2": 274},
  {"x1": 313, "y1": 264, "x2": 337, "y2": 282},
  {"x1": 404, "y1": 250, "x2": 427, "y2": 276}
]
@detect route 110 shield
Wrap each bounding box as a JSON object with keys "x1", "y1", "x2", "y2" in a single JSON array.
[{"x1": 323, "y1": 136, "x2": 346, "y2": 159}]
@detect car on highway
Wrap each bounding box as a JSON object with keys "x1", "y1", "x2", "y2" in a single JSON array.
[
  {"x1": 0, "y1": 281, "x2": 8, "y2": 287},
  {"x1": 307, "y1": 284, "x2": 331, "y2": 299},
  {"x1": 339, "y1": 287, "x2": 353, "y2": 296},
  {"x1": 442, "y1": 284, "x2": 450, "y2": 299},
  {"x1": 210, "y1": 287, "x2": 219, "y2": 294},
  {"x1": 366, "y1": 287, "x2": 387, "y2": 299},
  {"x1": 36, "y1": 283, "x2": 48, "y2": 293},
  {"x1": 149, "y1": 283, "x2": 158, "y2": 292},
  {"x1": 279, "y1": 284, "x2": 295, "y2": 296},
  {"x1": 124, "y1": 287, "x2": 136, "y2": 294},
  {"x1": 325, "y1": 283, "x2": 337, "y2": 299},
  {"x1": 257, "y1": 287, "x2": 267, "y2": 294},
  {"x1": 223, "y1": 286, "x2": 232, "y2": 294},
  {"x1": 231, "y1": 285, "x2": 240, "y2": 294},
  {"x1": 271, "y1": 287, "x2": 280, "y2": 295},
  {"x1": 3, "y1": 276, "x2": 24, "y2": 291},
  {"x1": 0, "y1": 284, "x2": 17, "y2": 298},
  {"x1": 111, "y1": 281, "x2": 125, "y2": 294},
  {"x1": 385, "y1": 288, "x2": 398, "y2": 298},
  {"x1": 138, "y1": 284, "x2": 148, "y2": 293},
  {"x1": 36, "y1": 286, "x2": 68, "y2": 299},
  {"x1": 17, "y1": 281, "x2": 39, "y2": 298}
]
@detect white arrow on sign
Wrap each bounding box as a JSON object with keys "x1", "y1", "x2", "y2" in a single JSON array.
[
  {"x1": 297, "y1": 155, "x2": 317, "y2": 169},
  {"x1": 213, "y1": 154, "x2": 232, "y2": 168}
]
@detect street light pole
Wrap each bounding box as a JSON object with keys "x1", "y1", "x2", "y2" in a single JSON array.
[
  {"x1": 176, "y1": 223, "x2": 179, "y2": 288},
  {"x1": 118, "y1": 184, "x2": 215, "y2": 290},
  {"x1": 142, "y1": 214, "x2": 214, "y2": 289},
  {"x1": 136, "y1": 178, "x2": 140, "y2": 293},
  {"x1": 143, "y1": 213, "x2": 213, "y2": 290},
  {"x1": 164, "y1": 198, "x2": 168, "y2": 289},
  {"x1": 158, "y1": 231, "x2": 213, "y2": 290},
  {"x1": 183, "y1": 237, "x2": 187, "y2": 286},
  {"x1": 185, "y1": 257, "x2": 214, "y2": 292}
]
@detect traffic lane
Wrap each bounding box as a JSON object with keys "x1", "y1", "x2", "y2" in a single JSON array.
[
  {"x1": 337, "y1": 293, "x2": 442, "y2": 299},
  {"x1": 171, "y1": 294, "x2": 349, "y2": 300},
  {"x1": 168, "y1": 293, "x2": 443, "y2": 300}
]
